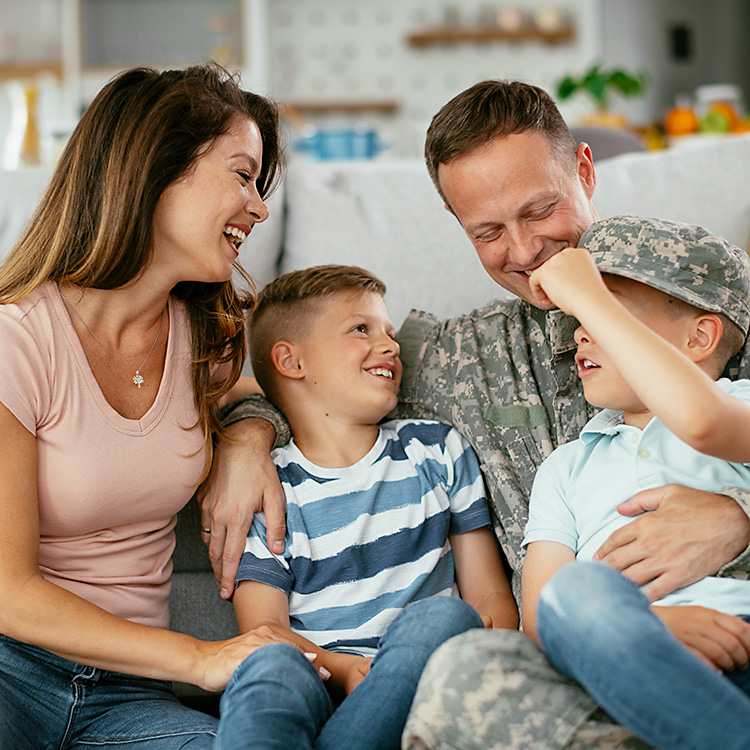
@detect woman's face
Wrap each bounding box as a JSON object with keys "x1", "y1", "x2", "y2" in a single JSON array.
[{"x1": 150, "y1": 116, "x2": 269, "y2": 286}]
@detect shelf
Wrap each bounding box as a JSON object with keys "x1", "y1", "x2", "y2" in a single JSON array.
[
  {"x1": 281, "y1": 100, "x2": 400, "y2": 116},
  {"x1": 407, "y1": 26, "x2": 575, "y2": 48},
  {"x1": 0, "y1": 62, "x2": 63, "y2": 81}
]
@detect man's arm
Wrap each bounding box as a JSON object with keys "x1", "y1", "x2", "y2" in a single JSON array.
[
  {"x1": 450, "y1": 526, "x2": 519, "y2": 630},
  {"x1": 595, "y1": 484, "x2": 750, "y2": 600},
  {"x1": 219, "y1": 392, "x2": 292, "y2": 448},
  {"x1": 197, "y1": 398, "x2": 289, "y2": 598}
]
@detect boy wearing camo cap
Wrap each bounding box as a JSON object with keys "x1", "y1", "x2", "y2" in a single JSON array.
[{"x1": 521, "y1": 215, "x2": 750, "y2": 750}]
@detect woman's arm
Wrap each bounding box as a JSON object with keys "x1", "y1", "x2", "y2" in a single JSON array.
[
  {"x1": 450, "y1": 527, "x2": 518, "y2": 629},
  {"x1": 234, "y1": 580, "x2": 370, "y2": 699},
  {"x1": 521, "y1": 541, "x2": 576, "y2": 645},
  {"x1": 0, "y1": 401, "x2": 287, "y2": 692}
]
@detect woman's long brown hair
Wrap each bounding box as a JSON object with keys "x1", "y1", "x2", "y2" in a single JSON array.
[{"x1": 0, "y1": 63, "x2": 283, "y2": 480}]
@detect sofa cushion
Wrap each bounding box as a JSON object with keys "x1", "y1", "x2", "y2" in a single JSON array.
[
  {"x1": 279, "y1": 160, "x2": 506, "y2": 328},
  {"x1": 0, "y1": 166, "x2": 54, "y2": 260},
  {"x1": 594, "y1": 135, "x2": 750, "y2": 250}
]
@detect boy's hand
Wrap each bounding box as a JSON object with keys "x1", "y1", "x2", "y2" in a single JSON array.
[
  {"x1": 653, "y1": 605, "x2": 750, "y2": 672},
  {"x1": 345, "y1": 656, "x2": 371, "y2": 694},
  {"x1": 528, "y1": 246, "x2": 609, "y2": 315}
]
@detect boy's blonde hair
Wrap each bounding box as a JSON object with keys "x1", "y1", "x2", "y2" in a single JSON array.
[{"x1": 249, "y1": 265, "x2": 386, "y2": 406}]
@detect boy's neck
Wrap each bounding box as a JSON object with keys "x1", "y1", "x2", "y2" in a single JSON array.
[
  {"x1": 622, "y1": 409, "x2": 654, "y2": 431},
  {"x1": 288, "y1": 418, "x2": 382, "y2": 468}
]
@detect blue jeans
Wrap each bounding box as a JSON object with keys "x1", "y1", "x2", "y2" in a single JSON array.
[
  {"x1": 0, "y1": 634, "x2": 218, "y2": 748},
  {"x1": 537, "y1": 561, "x2": 750, "y2": 750},
  {"x1": 215, "y1": 596, "x2": 483, "y2": 750}
]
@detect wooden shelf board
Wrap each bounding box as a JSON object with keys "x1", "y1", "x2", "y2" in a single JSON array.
[
  {"x1": 407, "y1": 26, "x2": 574, "y2": 47},
  {"x1": 0, "y1": 62, "x2": 63, "y2": 80},
  {"x1": 282, "y1": 100, "x2": 400, "y2": 116}
]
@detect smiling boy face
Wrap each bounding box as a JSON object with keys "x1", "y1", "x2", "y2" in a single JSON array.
[
  {"x1": 574, "y1": 276, "x2": 697, "y2": 423},
  {"x1": 295, "y1": 290, "x2": 403, "y2": 427}
]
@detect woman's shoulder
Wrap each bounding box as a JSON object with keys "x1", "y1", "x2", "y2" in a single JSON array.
[{"x1": 0, "y1": 282, "x2": 60, "y2": 337}]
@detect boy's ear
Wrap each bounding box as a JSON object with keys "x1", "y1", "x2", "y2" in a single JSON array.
[
  {"x1": 685, "y1": 313, "x2": 723, "y2": 363},
  {"x1": 270, "y1": 341, "x2": 305, "y2": 380}
]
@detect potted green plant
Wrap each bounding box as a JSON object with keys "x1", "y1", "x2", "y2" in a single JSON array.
[{"x1": 556, "y1": 63, "x2": 648, "y2": 127}]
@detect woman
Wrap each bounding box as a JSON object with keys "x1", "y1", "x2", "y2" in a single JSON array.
[{"x1": 0, "y1": 64, "x2": 289, "y2": 748}]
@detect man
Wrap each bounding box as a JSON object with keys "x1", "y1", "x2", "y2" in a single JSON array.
[{"x1": 208, "y1": 80, "x2": 750, "y2": 748}]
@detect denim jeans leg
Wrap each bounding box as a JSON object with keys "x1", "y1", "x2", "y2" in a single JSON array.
[
  {"x1": 537, "y1": 561, "x2": 750, "y2": 750},
  {"x1": 0, "y1": 635, "x2": 217, "y2": 750},
  {"x1": 316, "y1": 596, "x2": 483, "y2": 750},
  {"x1": 216, "y1": 643, "x2": 333, "y2": 750}
]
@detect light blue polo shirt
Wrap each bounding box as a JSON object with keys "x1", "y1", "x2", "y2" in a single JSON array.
[{"x1": 524, "y1": 378, "x2": 750, "y2": 615}]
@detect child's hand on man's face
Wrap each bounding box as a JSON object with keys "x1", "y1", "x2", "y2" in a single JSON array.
[{"x1": 528, "y1": 247, "x2": 609, "y2": 316}]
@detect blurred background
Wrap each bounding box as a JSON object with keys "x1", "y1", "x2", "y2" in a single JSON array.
[{"x1": 1, "y1": 0, "x2": 749, "y2": 168}]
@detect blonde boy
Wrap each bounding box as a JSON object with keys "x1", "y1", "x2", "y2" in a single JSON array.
[
  {"x1": 217, "y1": 265, "x2": 516, "y2": 750},
  {"x1": 522, "y1": 216, "x2": 750, "y2": 750}
]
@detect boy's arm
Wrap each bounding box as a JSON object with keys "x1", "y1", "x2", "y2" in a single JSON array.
[
  {"x1": 520, "y1": 541, "x2": 576, "y2": 645},
  {"x1": 530, "y1": 247, "x2": 750, "y2": 463},
  {"x1": 234, "y1": 580, "x2": 370, "y2": 700},
  {"x1": 652, "y1": 604, "x2": 750, "y2": 672},
  {"x1": 450, "y1": 527, "x2": 519, "y2": 630}
]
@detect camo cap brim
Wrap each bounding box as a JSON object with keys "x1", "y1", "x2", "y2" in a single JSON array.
[{"x1": 580, "y1": 215, "x2": 750, "y2": 336}]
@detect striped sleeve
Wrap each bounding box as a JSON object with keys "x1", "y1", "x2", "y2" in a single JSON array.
[
  {"x1": 235, "y1": 511, "x2": 294, "y2": 595},
  {"x1": 442, "y1": 426, "x2": 492, "y2": 533}
]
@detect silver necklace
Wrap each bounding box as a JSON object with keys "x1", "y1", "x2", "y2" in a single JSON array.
[{"x1": 59, "y1": 290, "x2": 165, "y2": 389}]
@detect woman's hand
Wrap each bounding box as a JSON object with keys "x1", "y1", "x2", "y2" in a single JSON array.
[
  {"x1": 195, "y1": 418, "x2": 286, "y2": 599},
  {"x1": 196, "y1": 625, "x2": 296, "y2": 692}
]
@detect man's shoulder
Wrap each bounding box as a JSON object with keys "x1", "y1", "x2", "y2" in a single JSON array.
[{"x1": 400, "y1": 295, "x2": 526, "y2": 331}]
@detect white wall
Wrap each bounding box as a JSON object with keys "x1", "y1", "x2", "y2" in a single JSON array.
[
  {"x1": 267, "y1": 0, "x2": 602, "y2": 157},
  {"x1": 598, "y1": 0, "x2": 750, "y2": 123}
]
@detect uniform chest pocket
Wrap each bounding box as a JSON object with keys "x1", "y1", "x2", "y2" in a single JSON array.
[{"x1": 484, "y1": 402, "x2": 550, "y2": 503}]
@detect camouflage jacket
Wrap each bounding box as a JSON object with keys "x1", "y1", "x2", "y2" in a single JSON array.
[{"x1": 223, "y1": 297, "x2": 750, "y2": 604}]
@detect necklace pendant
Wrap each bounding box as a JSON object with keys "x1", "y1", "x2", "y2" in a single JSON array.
[{"x1": 133, "y1": 371, "x2": 145, "y2": 388}]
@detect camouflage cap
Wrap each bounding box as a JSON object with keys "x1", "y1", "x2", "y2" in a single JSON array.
[{"x1": 580, "y1": 215, "x2": 750, "y2": 336}]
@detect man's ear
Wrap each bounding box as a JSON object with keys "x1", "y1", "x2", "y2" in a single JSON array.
[
  {"x1": 271, "y1": 341, "x2": 305, "y2": 380},
  {"x1": 685, "y1": 313, "x2": 723, "y2": 363},
  {"x1": 575, "y1": 142, "x2": 597, "y2": 199}
]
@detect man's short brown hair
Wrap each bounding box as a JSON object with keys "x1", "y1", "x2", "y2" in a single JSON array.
[
  {"x1": 249, "y1": 265, "x2": 386, "y2": 406},
  {"x1": 425, "y1": 79, "x2": 577, "y2": 207}
]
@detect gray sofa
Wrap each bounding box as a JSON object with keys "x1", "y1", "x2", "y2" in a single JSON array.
[{"x1": 3, "y1": 134, "x2": 750, "y2": 701}]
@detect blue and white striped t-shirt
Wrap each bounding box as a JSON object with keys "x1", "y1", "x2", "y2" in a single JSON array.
[{"x1": 236, "y1": 419, "x2": 491, "y2": 656}]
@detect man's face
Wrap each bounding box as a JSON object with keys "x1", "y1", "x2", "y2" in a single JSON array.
[{"x1": 438, "y1": 130, "x2": 599, "y2": 309}]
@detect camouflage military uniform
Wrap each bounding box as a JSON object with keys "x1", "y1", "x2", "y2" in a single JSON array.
[
  {"x1": 398, "y1": 216, "x2": 750, "y2": 750},
  {"x1": 222, "y1": 229, "x2": 750, "y2": 748}
]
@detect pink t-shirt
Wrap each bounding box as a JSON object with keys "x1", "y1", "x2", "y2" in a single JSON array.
[{"x1": 0, "y1": 283, "x2": 206, "y2": 628}]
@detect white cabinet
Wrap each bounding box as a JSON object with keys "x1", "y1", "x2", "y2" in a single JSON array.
[{"x1": 0, "y1": 0, "x2": 269, "y2": 117}]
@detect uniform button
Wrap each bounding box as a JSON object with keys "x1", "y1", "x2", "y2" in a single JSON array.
[
  {"x1": 638, "y1": 448, "x2": 651, "y2": 458},
  {"x1": 630, "y1": 434, "x2": 639, "y2": 444}
]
